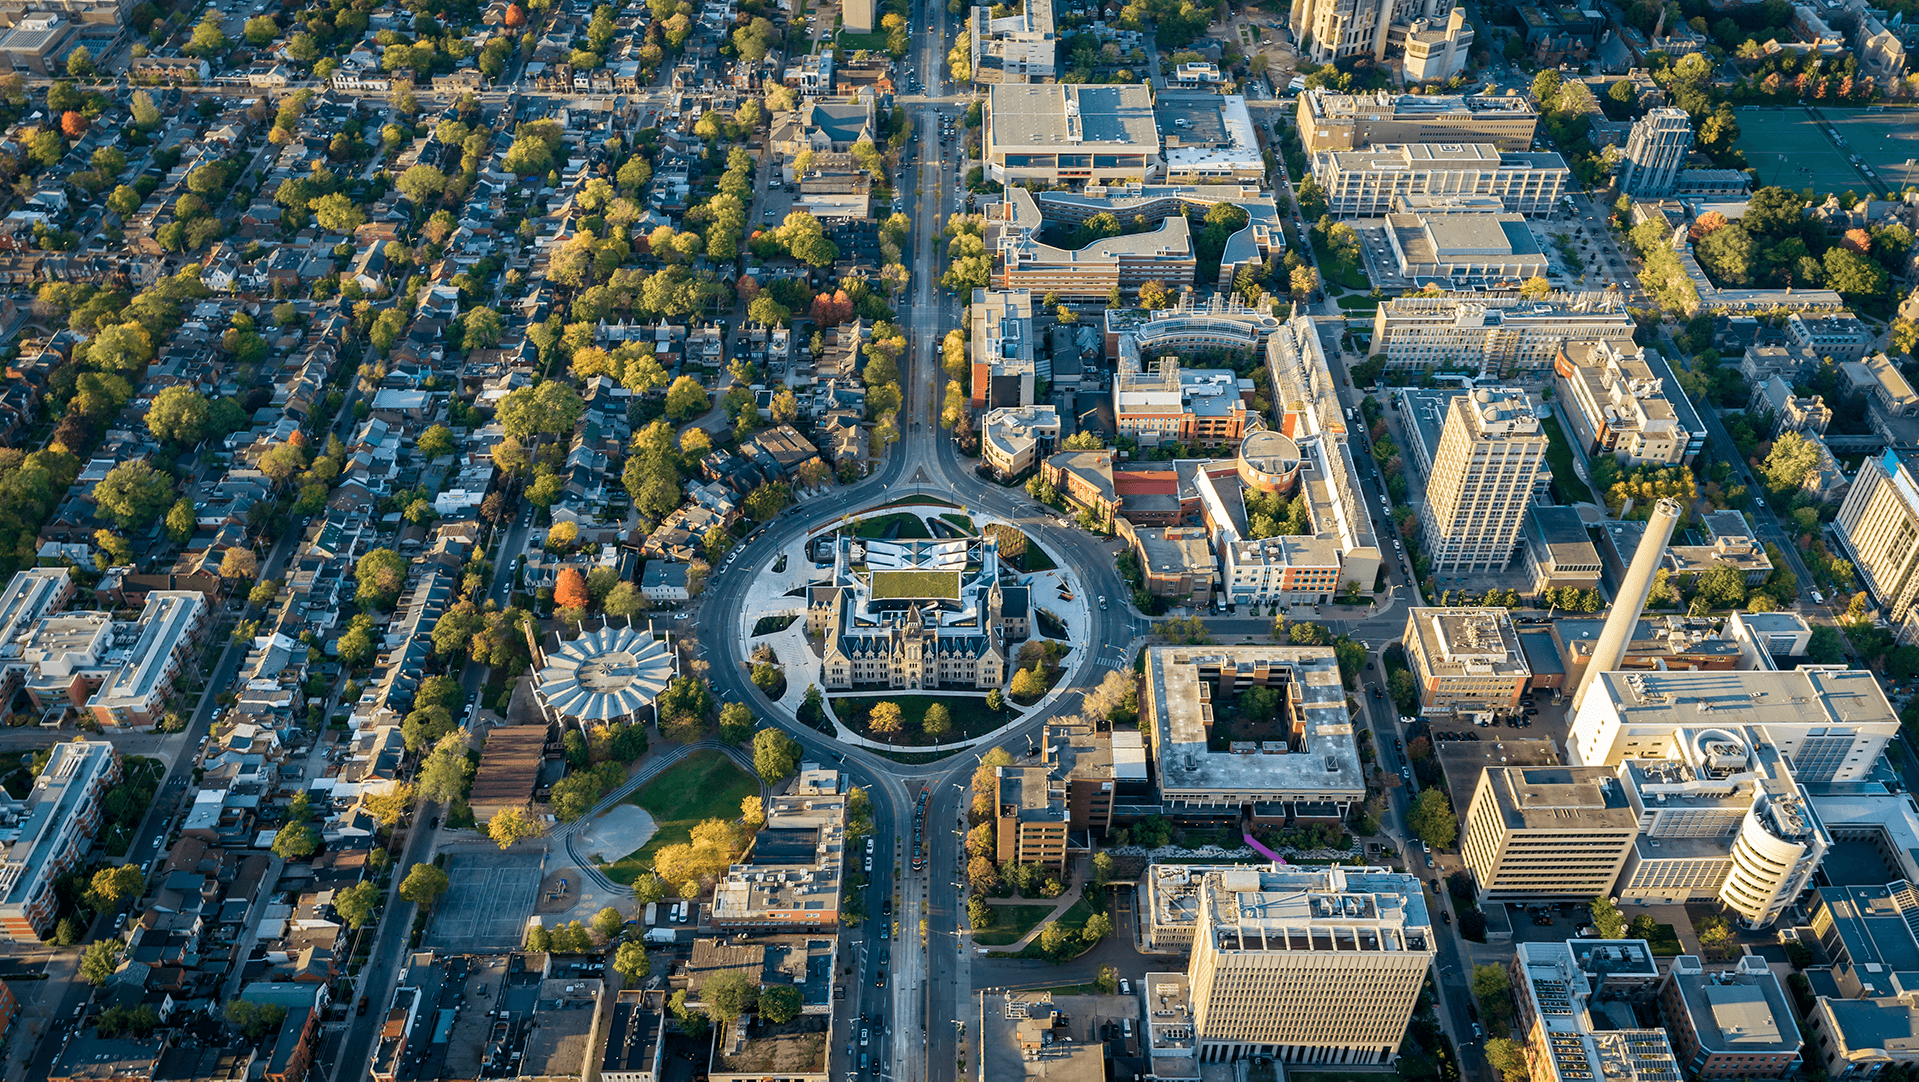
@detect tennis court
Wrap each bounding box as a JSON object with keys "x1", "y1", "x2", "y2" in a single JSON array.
[{"x1": 1733, "y1": 107, "x2": 1919, "y2": 196}]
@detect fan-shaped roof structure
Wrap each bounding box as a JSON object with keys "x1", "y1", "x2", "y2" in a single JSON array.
[{"x1": 534, "y1": 624, "x2": 675, "y2": 723}]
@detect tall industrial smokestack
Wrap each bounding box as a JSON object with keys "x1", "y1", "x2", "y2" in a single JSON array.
[{"x1": 1570, "y1": 498, "x2": 1682, "y2": 712}]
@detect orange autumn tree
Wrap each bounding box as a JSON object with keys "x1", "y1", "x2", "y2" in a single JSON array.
[
  {"x1": 60, "y1": 111, "x2": 86, "y2": 138},
  {"x1": 503, "y1": 3, "x2": 527, "y2": 25},
  {"x1": 554, "y1": 567, "x2": 591, "y2": 610}
]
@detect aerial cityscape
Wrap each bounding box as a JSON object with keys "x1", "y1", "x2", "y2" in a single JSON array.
[{"x1": 0, "y1": 0, "x2": 1917, "y2": 1080}]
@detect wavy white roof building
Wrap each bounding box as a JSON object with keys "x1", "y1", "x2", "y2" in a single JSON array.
[{"x1": 534, "y1": 624, "x2": 676, "y2": 723}]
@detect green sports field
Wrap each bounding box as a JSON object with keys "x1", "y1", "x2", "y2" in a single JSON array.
[{"x1": 1734, "y1": 106, "x2": 1919, "y2": 197}]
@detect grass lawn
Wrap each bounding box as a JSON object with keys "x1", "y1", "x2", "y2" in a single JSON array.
[
  {"x1": 1540, "y1": 412, "x2": 1598, "y2": 504},
  {"x1": 971, "y1": 903, "x2": 1057, "y2": 945},
  {"x1": 831, "y1": 694, "x2": 1008, "y2": 745},
  {"x1": 1310, "y1": 235, "x2": 1370, "y2": 291},
  {"x1": 751, "y1": 614, "x2": 798, "y2": 636},
  {"x1": 599, "y1": 750, "x2": 759, "y2": 885},
  {"x1": 871, "y1": 569, "x2": 960, "y2": 599},
  {"x1": 854, "y1": 513, "x2": 932, "y2": 539},
  {"x1": 1021, "y1": 538, "x2": 1056, "y2": 571},
  {"x1": 1646, "y1": 923, "x2": 1685, "y2": 956},
  {"x1": 939, "y1": 513, "x2": 977, "y2": 535},
  {"x1": 1010, "y1": 898, "x2": 1097, "y2": 958},
  {"x1": 1334, "y1": 294, "x2": 1378, "y2": 310},
  {"x1": 836, "y1": 28, "x2": 889, "y2": 50}
]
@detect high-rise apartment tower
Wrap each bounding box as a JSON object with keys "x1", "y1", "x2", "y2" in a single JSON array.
[
  {"x1": 1617, "y1": 108, "x2": 1693, "y2": 197},
  {"x1": 1420, "y1": 387, "x2": 1547, "y2": 574}
]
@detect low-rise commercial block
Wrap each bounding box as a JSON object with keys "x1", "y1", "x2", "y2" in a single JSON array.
[{"x1": 1402, "y1": 607, "x2": 1530, "y2": 715}]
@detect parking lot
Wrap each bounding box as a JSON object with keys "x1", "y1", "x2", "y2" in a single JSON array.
[{"x1": 426, "y1": 851, "x2": 545, "y2": 952}]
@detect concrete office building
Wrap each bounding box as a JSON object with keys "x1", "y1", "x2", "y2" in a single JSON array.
[
  {"x1": 1402, "y1": 607, "x2": 1531, "y2": 715},
  {"x1": 0, "y1": 13, "x2": 73, "y2": 76},
  {"x1": 1185, "y1": 865, "x2": 1435, "y2": 1064},
  {"x1": 1295, "y1": 89, "x2": 1538, "y2": 154},
  {"x1": 0, "y1": 740, "x2": 120, "y2": 939},
  {"x1": 980, "y1": 405, "x2": 1060, "y2": 478},
  {"x1": 967, "y1": 0, "x2": 1054, "y2": 84},
  {"x1": 1568, "y1": 668, "x2": 1899, "y2": 786},
  {"x1": 1384, "y1": 210, "x2": 1549, "y2": 282},
  {"x1": 1042, "y1": 717, "x2": 1132, "y2": 835},
  {"x1": 1140, "y1": 862, "x2": 1260, "y2": 950},
  {"x1": 988, "y1": 721, "x2": 1127, "y2": 874},
  {"x1": 1785, "y1": 312, "x2": 1873, "y2": 365},
  {"x1": 983, "y1": 83, "x2": 1159, "y2": 187},
  {"x1": 1370, "y1": 290, "x2": 1635, "y2": 375},
  {"x1": 1289, "y1": 0, "x2": 1396, "y2": 62},
  {"x1": 1617, "y1": 108, "x2": 1694, "y2": 198},
  {"x1": 1658, "y1": 956, "x2": 1802, "y2": 1078},
  {"x1": 1158, "y1": 93, "x2": 1268, "y2": 185},
  {"x1": 1401, "y1": 9, "x2": 1473, "y2": 81},
  {"x1": 1512, "y1": 941, "x2": 1685, "y2": 1082},
  {"x1": 1613, "y1": 726, "x2": 1829, "y2": 929},
  {"x1": 994, "y1": 764, "x2": 1068, "y2": 872},
  {"x1": 1808, "y1": 881, "x2": 1919, "y2": 999},
  {"x1": 1665, "y1": 511, "x2": 1774, "y2": 588},
  {"x1": 1113, "y1": 360, "x2": 1252, "y2": 449},
  {"x1": 1722, "y1": 610, "x2": 1814, "y2": 669},
  {"x1": 1128, "y1": 527, "x2": 1218, "y2": 606},
  {"x1": 1141, "y1": 646, "x2": 1367, "y2": 817},
  {"x1": 1520, "y1": 505, "x2": 1604, "y2": 594},
  {"x1": 969, "y1": 288, "x2": 1037, "y2": 410},
  {"x1": 1105, "y1": 301, "x2": 1285, "y2": 361},
  {"x1": 1312, "y1": 143, "x2": 1571, "y2": 216},
  {"x1": 1462, "y1": 766, "x2": 1639, "y2": 901},
  {"x1": 1137, "y1": 317, "x2": 1379, "y2": 606},
  {"x1": 989, "y1": 184, "x2": 1283, "y2": 299},
  {"x1": 1805, "y1": 996, "x2": 1919, "y2": 1079},
  {"x1": 1420, "y1": 388, "x2": 1548, "y2": 574},
  {"x1": 1836, "y1": 450, "x2": 1919, "y2": 626},
  {"x1": 1555, "y1": 339, "x2": 1698, "y2": 467}
]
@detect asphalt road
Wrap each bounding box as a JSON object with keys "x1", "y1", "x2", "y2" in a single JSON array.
[{"x1": 692, "y1": 6, "x2": 1144, "y2": 1078}]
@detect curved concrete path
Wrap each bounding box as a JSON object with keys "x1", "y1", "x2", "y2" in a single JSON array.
[{"x1": 556, "y1": 738, "x2": 763, "y2": 896}]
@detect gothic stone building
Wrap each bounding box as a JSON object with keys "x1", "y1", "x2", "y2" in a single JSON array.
[{"x1": 807, "y1": 535, "x2": 1030, "y2": 691}]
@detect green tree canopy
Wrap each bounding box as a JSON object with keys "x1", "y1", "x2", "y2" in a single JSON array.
[
  {"x1": 1406, "y1": 788, "x2": 1457, "y2": 848},
  {"x1": 94, "y1": 461, "x2": 174, "y2": 529},
  {"x1": 703, "y1": 969, "x2": 758, "y2": 1021},
  {"x1": 400, "y1": 862, "x2": 452, "y2": 907},
  {"x1": 355, "y1": 547, "x2": 409, "y2": 608},
  {"x1": 145, "y1": 385, "x2": 210, "y2": 445},
  {"x1": 752, "y1": 727, "x2": 800, "y2": 782},
  {"x1": 1589, "y1": 895, "x2": 1627, "y2": 939}
]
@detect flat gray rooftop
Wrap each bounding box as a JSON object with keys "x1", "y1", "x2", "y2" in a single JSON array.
[
  {"x1": 989, "y1": 83, "x2": 1159, "y2": 151},
  {"x1": 1145, "y1": 646, "x2": 1364, "y2": 803}
]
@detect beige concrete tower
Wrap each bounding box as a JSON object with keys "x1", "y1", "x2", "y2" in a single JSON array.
[
  {"x1": 1420, "y1": 387, "x2": 1547, "y2": 574},
  {"x1": 1185, "y1": 866, "x2": 1434, "y2": 1065}
]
